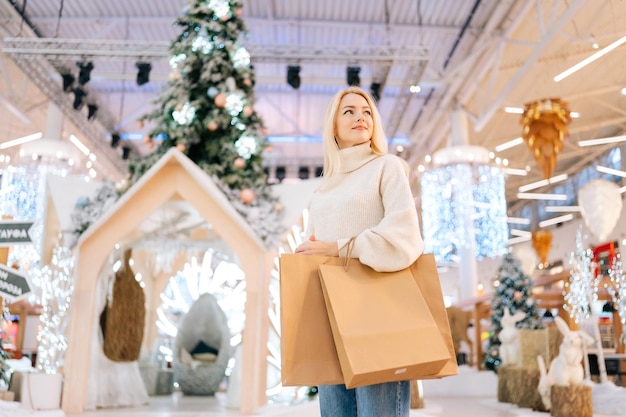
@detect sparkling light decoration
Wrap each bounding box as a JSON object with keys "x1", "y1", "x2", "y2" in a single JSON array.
[
  {"x1": 564, "y1": 228, "x2": 597, "y2": 323},
  {"x1": 421, "y1": 163, "x2": 509, "y2": 263},
  {"x1": 169, "y1": 53, "x2": 187, "y2": 69},
  {"x1": 232, "y1": 45, "x2": 251, "y2": 69},
  {"x1": 225, "y1": 92, "x2": 246, "y2": 117},
  {"x1": 208, "y1": 0, "x2": 230, "y2": 19},
  {"x1": 564, "y1": 226, "x2": 609, "y2": 382},
  {"x1": 192, "y1": 36, "x2": 213, "y2": 54},
  {"x1": 155, "y1": 248, "x2": 246, "y2": 370},
  {"x1": 172, "y1": 102, "x2": 196, "y2": 125},
  {"x1": 520, "y1": 98, "x2": 572, "y2": 179},
  {"x1": 607, "y1": 255, "x2": 626, "y2": 342},
  {"x1": 32, "y1": 245, "x2": 75, "y2": 373},
  {"x1": 234, "y1": 135, "x2": 258, "y2": 160}
]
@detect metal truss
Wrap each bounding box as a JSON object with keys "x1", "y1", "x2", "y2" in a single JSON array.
[{"x1": 3, "y1": 37, "x2": 429, "y2": 64}]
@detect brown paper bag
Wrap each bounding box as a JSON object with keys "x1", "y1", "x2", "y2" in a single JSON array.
[
  {"x1": 408, "y1": 254, "x2": 459, "y2": 379},
  {"x1": 318, "y1": 258, "x2": 451, "y2": 388},
  {"x1": 279, "y1": 254, "x2": 344, "y2": 386}
]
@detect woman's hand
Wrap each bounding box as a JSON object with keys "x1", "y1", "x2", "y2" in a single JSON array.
[{"x1": 294, "y1": 235, "x2": 339, "y2": 256}]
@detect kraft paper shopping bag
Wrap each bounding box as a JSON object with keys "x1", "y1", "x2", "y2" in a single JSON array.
[
  {"x1": 279, "y1": 254, "x2": 344, "y2": 386},
  {"x1": 318, "y1": 258, "x2": 451, "y2": 388},
  {"x1": 409, "y1": 254, "x2": 459, "y2": 379}
]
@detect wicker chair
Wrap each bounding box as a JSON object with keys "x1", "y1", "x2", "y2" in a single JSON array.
[{"x1": 173, "y1": 293, "x2": 232, "y2": 395}]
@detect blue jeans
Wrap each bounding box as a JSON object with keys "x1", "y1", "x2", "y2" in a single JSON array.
[{"x1": 318, "y1": 381, "x2": 410, "y2": 417}]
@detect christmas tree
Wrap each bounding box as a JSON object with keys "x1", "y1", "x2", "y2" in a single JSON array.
[
  {"x1": 483, "y1": 252, "x2": 544, "y2": 371},
  {"x1": 126, "y1": 0, "x2": 283, "y2": 246}
]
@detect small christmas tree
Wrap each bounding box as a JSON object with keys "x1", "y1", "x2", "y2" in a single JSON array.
[
  {"x1": 483, "y1": 252, "x2": 544, "y2": 371},
  {"x1": 126, "y1": 0, "x2": 284, "y2": 246}
]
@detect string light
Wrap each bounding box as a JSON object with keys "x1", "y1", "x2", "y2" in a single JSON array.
[
  {"x1": 421, "y1": 163, "x2": 509, "y2": 263},
  {"x1": 564, "y1": 227, "x2": 597, "y2": 323}
]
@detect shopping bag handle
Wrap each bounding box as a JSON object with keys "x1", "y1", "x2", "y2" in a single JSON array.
[{"x1": 338, "y1": 237, "x2": 356, "y2": 271}]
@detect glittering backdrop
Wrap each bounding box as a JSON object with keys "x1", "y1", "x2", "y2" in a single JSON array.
[{"x1": 421, "y1": 163, "x2": 509, "y2": 264}]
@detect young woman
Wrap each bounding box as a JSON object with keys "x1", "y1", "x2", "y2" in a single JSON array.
[{"x1": 295, "y1": 86, "x2": 424, "y2": 417}]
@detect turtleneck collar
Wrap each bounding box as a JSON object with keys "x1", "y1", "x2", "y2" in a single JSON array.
[{"x1": 339, "y1": 141, "x2": 378, "y2": 173}]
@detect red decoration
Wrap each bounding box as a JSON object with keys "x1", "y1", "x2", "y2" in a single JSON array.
[
  {"x1": 239, "y1": 188, "x2": 255, "y2": 204},
  {"x1": 234, "y1": 157, "x2": 246, "y2": 169},
  {"x1": 592, "y1": 241, "x2": 618, "y2": 277},
  {"x1": 207, "y1": 121, "x2": 218, "y2": 131},
  {"x1": 214, "y1": 93, "x2": 227, "y2": 108}
]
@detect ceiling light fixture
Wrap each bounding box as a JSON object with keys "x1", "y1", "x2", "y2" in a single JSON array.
[
  {"x1": 0, "y1": 132, "x2": 43, "y2": 149},
  {"x1": 517, "y1": 192, "x2": 568, "y2": 200},
  {"x1": 77, "y1": 61, "x2": 94, "y2": 85},
  {"x1": 346, "y1": 66, "x2": 361, "y2": 86},
  {"x1": 539, "y1": 213, "x2": 574, "y2": 228},
  {"x1": 619, "y1": 185, "x2": 626, "y2": 194},
  {"x1": 510, "y1": 229, "x2": 532, "y2": 237},
  {"x1": 69, "y1": 134, "x2": 91, "y2": 156},
  {"x1": 72, "y1": 87, "x2": 88, "y2": 111},
  {"x1": 554, "y1": 35, "x2": 626, "y2": 82},
  {"x1": 503, "y1": 167, "x2": 528, "y2": 176},
  {"x1": 87, "y1": 104, "x2": 98, "y2": 122},
  {"x1": 544, "y1": 205, "x2": 581, "y2": 212},
  {"x1": 508, "y1": 235, "x2": 531, "y2": 245},
  {"x1": 596, "y1": 165, "x2": 626, "y2": 178},
  {"x1": 136, "y1": 62, "x2": 152, "y2": 86},
  {"x1": 495, "y1": 137, "x2": 523, "y2": 152},
  {"x1": 578, "y1": 135, "x2": 626, "y2": 147},
  {"x1": 370, "y1": 82, "x2": 381, "y2": 101},
  {"x1": 506, "y1": 217, "x2": 531, "y2": 225},
  {"x1": 504, "y1": 107, "x2": 524, "y2": 114},
  {"x1": 62, "y1": 73, "x2": 75, "y2": 92},
  {"x1": 286, "y1": 66, "x2": 301, "y2": 89},
  {"x1": 518, "y1": 173, "x2": 568, "y2": 192}
]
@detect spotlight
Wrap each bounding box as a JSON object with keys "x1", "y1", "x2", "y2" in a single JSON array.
[
  {"x1": 346, "y1": 66, "x2": 361, "y2": 86},
  {"x1": 370, "y1": 82, "x2": 381, "y2": 102},
  {"x1": 72, "y1": 87, "x2": 88, "y2": 111},
  {"x1": 111, "y1": 132, "x2": 121, "y2": 148},
  {"x1": 298, "y1": 166, "x2": 310, "y2": 180},
  {"x1": 287, "y1": 66, "x2": 301, "y2": 89},
  {"x1": 62, "y1": 73, "x2": 75, "y2": 93},
  {"x1": 87, "y1": 104, "x2": 98, "y2": 122},
  {"x1": 276, "y1": 166, "x2": 286, "y2": 182},
  {"x1": 122, "y1": 145, "x2": 132, "y2": 160},
  {"x1": 77, "y1": 61, "x2": 94, "y2": 85},
  {"x1": 136, "y1": 62, "x2": 152, "y2": 86}
]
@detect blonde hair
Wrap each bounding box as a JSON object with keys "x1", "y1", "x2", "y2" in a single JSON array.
[{"x1": 321, "y1": 86, "x2": 388, "y2": 177}]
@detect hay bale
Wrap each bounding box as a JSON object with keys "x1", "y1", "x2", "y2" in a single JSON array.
[
  {"x1": 497, "y1": 366, "x2": 516, "y2": 403},
  {"x1": 551, "y1": 385, "x2": 592, "y2": 417},
  {"x1": 519, "y1": 327, "x2": 563, "y2": 369}
]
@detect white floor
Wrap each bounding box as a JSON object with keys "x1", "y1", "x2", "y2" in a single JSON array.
[{"x1": 4, "y1": 366, "x2": 626, "y2": 417}]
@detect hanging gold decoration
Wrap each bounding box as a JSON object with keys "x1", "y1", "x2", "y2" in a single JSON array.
[
  {"x1": 531, "y1": 229, "x2": 553, "y2": 266},
  {"x1": 520, "y1": 98, "x2": 572, "y2": 179}
]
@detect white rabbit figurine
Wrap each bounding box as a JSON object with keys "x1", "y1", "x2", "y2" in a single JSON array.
[
  {"x1": 498, "y1": 307, "x2": 526, "y2": 367},
  {"x1": 537, "y1": 316, "x2": 595, "y2": 410}
]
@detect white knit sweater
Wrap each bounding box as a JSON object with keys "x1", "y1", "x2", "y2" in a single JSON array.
[{"x1": 308, "y1": 142, "x2": 424, "y2": 272}]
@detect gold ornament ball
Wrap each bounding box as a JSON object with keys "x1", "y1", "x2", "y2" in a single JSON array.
[
  {"x1": 214, "y1": 93, "x2": 227, "y2": 108},
  {"x1": 274, "y1": 203, "x2": 284, "y2": 212},
  {"x1": 236, "y1": 8, "x2": 243, "y2": 17},
  {"x1": 243, "y1": 106, "x2": 253, "y2": 117},
  {"x1": 234, "y1": 157, "x2": 246, "y2": 169},
  {"x1": 142, "y1": 134, "x2": 152, "y2": 144},
  {"x1": 176, "y1": 143, "x2": 187, "y2": 152},
  {"x1": 207, "y1": 121, "x2": 218, "y2": 131},
  {"x1": 138, "y1": 120, "x2": 145, "y2": 129},
  {"x1": 239, "y1": 188, "x2": 255, "y2": 204},
  {"x1": 243, "y1": 78, "x2": 252, "y2": 87},
  {"x1": 221, "y1": 14, "x2": 230, "y2": 22}
]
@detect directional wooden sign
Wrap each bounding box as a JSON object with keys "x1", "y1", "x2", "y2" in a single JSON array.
[
  {"x1": 0, "y1": 220, "x2": 35, "y2": 247},
  {"x1": 0, "y1": 263, "x2": 32, "y2": 300}
]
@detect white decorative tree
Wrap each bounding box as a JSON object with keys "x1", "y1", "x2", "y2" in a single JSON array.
[
  {"x1": 564, "y1": 227, "x2": 607, "y2": 383},
  {"x1": 607, "y1": 255, "x2": 626, "y2": 346}
]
